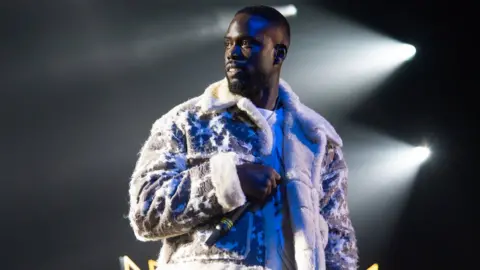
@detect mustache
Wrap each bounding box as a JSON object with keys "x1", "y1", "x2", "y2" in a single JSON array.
[{"x1": 225, "y1": 61, "x2": 247, "y2": 71}]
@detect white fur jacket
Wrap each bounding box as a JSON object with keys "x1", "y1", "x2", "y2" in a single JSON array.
[{"x1": 128, "y1": 78, "x2": 358, "y2": 269}]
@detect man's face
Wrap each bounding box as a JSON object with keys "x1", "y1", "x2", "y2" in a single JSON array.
[{"x1": 224, "y1": 14, "x2": 277, "y2": 97}]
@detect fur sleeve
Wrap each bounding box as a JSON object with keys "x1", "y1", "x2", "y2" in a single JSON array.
[
  {"x1": 320, "y1": 144, "x2": 359, "y2": 269},
  {"x1": 128, "y1": 116, "x2": 246, "y2": 241}
]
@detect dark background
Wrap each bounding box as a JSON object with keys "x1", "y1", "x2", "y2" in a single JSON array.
[
  {"x1": 321, "y1": 1, "x2": 473, "y2": 269},
  {"x1": 1, "y1": 1, "x2": 473, "y2": 269}
]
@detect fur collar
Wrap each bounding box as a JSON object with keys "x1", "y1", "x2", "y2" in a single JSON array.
[{"x1": 196, "y1": 78, "x2": 343, "y2": 154}]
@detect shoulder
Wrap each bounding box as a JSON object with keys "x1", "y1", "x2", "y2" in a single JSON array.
[
  {"x1": 295, "y1": 102, "x2": 343, "y2": 147},
  {"x1": 150, "y1": 96, "x2": 203, "y2": 134},
  {"x1": 279, "y1": 78, "x2": 343, "y2": 147}
]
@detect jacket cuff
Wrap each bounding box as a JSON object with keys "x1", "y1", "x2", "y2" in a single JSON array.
[{"x1": 210, "y1": 152, "x2": 246, "y2": 213}]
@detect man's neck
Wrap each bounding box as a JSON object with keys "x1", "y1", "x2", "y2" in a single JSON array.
[{"x1": 250, "y1": 80, "x2": 280, "y2": 111}]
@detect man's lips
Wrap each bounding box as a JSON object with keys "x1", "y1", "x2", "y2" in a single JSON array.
[
  {"x1": 226, "y1": 62, "x2": 247, "y2": 72},
  {"x1": 227, "y1": 67, "x2": 244, "y2": 72}
]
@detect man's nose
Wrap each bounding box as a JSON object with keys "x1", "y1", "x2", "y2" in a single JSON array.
[{"x1": 227, "y1": 44, "x2": 242, "y2": 61}]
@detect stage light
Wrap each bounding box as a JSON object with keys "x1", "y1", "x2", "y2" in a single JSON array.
[
  {"x1": 411, "y1": 146, "x2": 430, "y2": 163},
  {"x1": 398, "y1": 43, "x2": 416, "y2": 60},
  {"x1": 274, "y1": 5, "x2": 297, "y2": 17},
  {"x1": 374, "y1": 43, "x2": 416, "y2": 63}
]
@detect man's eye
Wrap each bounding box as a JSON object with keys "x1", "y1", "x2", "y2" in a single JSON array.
[
  {"x1": 242, "y1": 40, "x2": 251, "y2": 47},
  {"x1": 224, "y1": 40, "x2": 231, "y2": 47}
]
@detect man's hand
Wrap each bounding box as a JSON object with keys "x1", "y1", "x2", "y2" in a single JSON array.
[{"x1": 236, "y1": 163, "x2": 281, "y2": 202}]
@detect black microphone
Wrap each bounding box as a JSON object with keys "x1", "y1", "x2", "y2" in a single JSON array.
[{"x1": 204, "y1": 202, "x2": 252, "y2": 247}]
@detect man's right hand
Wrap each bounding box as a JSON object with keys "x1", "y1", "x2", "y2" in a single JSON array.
[{"x1": 236, "y1": 163, "x2": 281, "y2": 202}]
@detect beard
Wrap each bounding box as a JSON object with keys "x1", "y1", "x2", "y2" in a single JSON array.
[{"x1": 226, "y1": 71, "x2": 267, "y2": 98}]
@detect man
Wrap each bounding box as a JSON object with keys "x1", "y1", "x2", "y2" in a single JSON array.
[{"x1": 128, "y1": 5, "x2": 358, "y2": 270}]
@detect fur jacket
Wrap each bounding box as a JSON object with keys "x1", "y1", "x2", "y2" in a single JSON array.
[{"x1": 128, "y1": 78, "x2": 358, "y2": 269}]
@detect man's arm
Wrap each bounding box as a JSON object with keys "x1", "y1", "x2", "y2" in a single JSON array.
[
  {"x1": 320, "y1": 143, "x2": 359, "y2": 269},
  {"x1": 128, "y1": 114, "x2": 246, "y2": 241}
]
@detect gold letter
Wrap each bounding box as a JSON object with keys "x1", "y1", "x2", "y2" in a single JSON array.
[
  {"x1": 119, "y1": 255, "x2": 141, "y2": 270},
  {"x1": 148, "y1": 259, "x2": 157, "y2": 270}
]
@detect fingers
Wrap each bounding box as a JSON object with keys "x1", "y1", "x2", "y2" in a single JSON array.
[
  {"x1": 261, "y1": 166, "x2": 280, "y2": 179},
  {"x1": 263, "y1": 167, "x2": 281, "y2": 193},
  {"x1": 244, "y1": 164, "x2": 282, "y2": 202},
  {"x1": 265, "y1": 182, "x2": 272, "y2": 199},
  {"x1": 271, "y1": 169, "x2": 281, "y2": 182},
  {"x1": 268, "y1": 168, "x2": 281, "y2": 187},
  {"x1": 269, "y1": 174, "x2": 277, "y2": 189}
]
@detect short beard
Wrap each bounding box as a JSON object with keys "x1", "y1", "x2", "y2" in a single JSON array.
[
  {"x1": 227, "y1": 74, "x2": 267, "y2": 99},
  {"x1": 228, "y1": 79, "x2": 248, "y2": 96}
]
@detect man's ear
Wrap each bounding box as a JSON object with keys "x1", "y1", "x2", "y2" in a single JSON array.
[{"x1": 273, "y1": 44, "x2": 288, "y2": 65}]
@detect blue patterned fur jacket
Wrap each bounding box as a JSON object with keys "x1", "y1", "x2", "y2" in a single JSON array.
[{"x1": 128, "y1": 78, "x2": 358, "y2": 270}]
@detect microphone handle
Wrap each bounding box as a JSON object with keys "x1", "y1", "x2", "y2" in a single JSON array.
[
  {"x1": 230, "y1": 201, "x2": 252, "y2": 221},
  {"x1": 204, "y1": 202, "x2": 252, "y2": 247}
]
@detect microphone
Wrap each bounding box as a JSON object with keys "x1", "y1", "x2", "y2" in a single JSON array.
[{"x1": 204, "y1": 201, "x2": 253, "y2": 247}]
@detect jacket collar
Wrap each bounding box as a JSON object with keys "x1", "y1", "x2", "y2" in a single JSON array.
[{"x1": 196, "y1": 78, "x2": 342, "y2": 153}]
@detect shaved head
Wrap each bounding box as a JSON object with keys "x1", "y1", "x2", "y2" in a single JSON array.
[
  {"x1": 224, "y1": 5, "x2": 291, "y2": 101},
  {"x1": 235, "y1": 5, "x2": 290, "y2": 47}
]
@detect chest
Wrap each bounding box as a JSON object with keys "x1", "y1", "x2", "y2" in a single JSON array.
[
  {"x1": 183, "y1": 108, "x2": 324, "y2": 188},
  {"x1": 183, "y1": 109, "x2": 264, "y2": 158}
]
